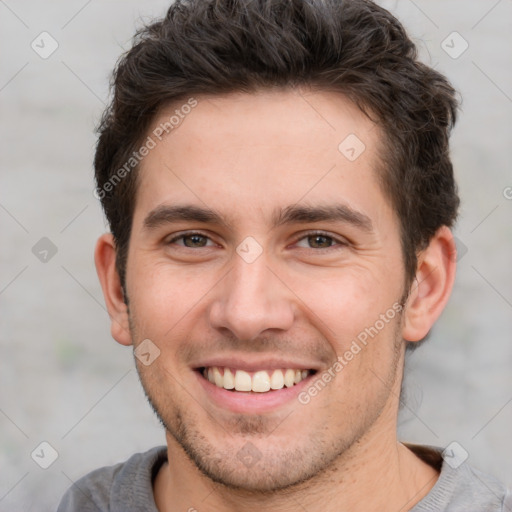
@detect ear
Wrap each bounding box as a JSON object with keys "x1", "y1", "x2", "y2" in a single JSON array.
[
  {"x1": 94, "y1": 233, "x2": 132, "y2": 346},
  {"x1": 402, "y1": 226, "x2": 457, "y2": 342}
]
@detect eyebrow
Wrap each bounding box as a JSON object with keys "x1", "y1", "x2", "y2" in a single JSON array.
[
  {"x1": 274, "y1": 204, "x2": 373, "y2": 232},
  {"x1": 143, "y1": 205, "x2": 228, "y2": 230},
  {"x1": 143, "y1": 203, "x2": 373, "y2": 232}
]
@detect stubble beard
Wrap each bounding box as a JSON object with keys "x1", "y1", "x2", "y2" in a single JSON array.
[{"x1": 129, "y1": 310, "x2": 405, "y2": 495}]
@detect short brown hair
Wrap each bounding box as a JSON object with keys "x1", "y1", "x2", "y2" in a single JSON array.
[{"x1": 94, "y1": 0, "x2": 459, "y2": 293}]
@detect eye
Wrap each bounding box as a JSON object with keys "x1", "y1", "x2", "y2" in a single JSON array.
[
  {"x1": 166, "y1": 231, "x2": 216, "y2": 248},
  {"x1": 294, "y1": 231, "x2": 347, "y2": 250}
]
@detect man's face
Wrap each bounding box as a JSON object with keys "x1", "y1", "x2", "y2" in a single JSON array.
[{"x1": 125, "y1": 89, "x2": 408, "y2": 491}]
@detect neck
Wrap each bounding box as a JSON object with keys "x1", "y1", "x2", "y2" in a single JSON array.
[{"x1": 154, "y1": 413, "x2": 439, "y2": 512}]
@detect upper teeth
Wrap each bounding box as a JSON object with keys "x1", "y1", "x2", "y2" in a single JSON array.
[{"x1": 203, "y1": 367, "x2": 311, "y2": 392}]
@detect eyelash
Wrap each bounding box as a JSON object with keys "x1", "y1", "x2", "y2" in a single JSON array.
[
  {"x1": 294, "y1": 230, "x2": 349, "y2": 250},
  {"x1": 166, "y1": 231, "x2": 217, "y2": 247},
  {"x1": 166, "y1": 230, "x2": 348, "y2": 251}
]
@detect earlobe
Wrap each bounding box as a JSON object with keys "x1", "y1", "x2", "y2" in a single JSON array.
[
  {"x1": 94, "y1": 233, "x2": 132, "y2": 346},
  {"x1": 402, "y1": 226, "x2": 457, "y2": 343}
]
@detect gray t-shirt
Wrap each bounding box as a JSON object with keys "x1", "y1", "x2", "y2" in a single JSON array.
[{"x1": 57, "y1": 444, "x2": 510, "y2": 511}]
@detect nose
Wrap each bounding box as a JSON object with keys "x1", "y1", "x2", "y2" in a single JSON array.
[{"x1": 208, "y1": 252, "x2": 295, "y2": 342}]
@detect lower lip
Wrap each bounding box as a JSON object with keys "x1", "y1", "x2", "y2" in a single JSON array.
[{"x1": 194, "y1": 369, "x2": 315, "y2": 414}]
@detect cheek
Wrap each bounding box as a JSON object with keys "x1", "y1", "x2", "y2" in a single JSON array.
[
  {"x1": 126, "y1": 257, "x2": 219, "y2": 337},
  {"x1": 292, "y1": 268, "x2": 387, "y2": 340},
  {"x1": 292, "y1": 267, "x2": 403, "y2": 383}
]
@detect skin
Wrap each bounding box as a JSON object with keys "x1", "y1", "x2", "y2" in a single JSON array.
[{"x1": 95, "y1": 88, "x2": 456, "y2": 511}]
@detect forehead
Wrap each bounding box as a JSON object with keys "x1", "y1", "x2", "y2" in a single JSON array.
[{"x1": 134, "y1": 88, "x2": 391, "y2": 229}]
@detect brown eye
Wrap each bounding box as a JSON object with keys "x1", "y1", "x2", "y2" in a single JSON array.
[
  {"x1": 307, "y1": 234, "x2": 334, "y2": 249},
  {"x1": 295, "y1": 232, "x2": 346, "y2": 250},
  {"x1": 167, "y1": 232, "x2": 214, "y2": 248},
  {"x1": 182, "y1": 234, "x2": 208, "y2": 247}
]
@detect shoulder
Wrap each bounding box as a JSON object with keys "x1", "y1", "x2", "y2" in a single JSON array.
[
  {"x1": 56, "y1": 445, "x2": 167, "y2": 512},
  {"x1": 407, "y1": 444, "x2": 511, "y2": 512}
]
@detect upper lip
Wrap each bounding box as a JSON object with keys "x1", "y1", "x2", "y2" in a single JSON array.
[{"x1": 193, "y1": 356, "x2": 321, "y2": 373}]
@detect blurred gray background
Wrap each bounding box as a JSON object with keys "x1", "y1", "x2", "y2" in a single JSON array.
[{"x1": 1, "y1": 1, "x2": 511, "y2": 510}]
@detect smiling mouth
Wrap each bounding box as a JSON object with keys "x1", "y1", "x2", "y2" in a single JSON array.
[{"x1": 196, "y1": 366, "x2": 317, "y2": 393}]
